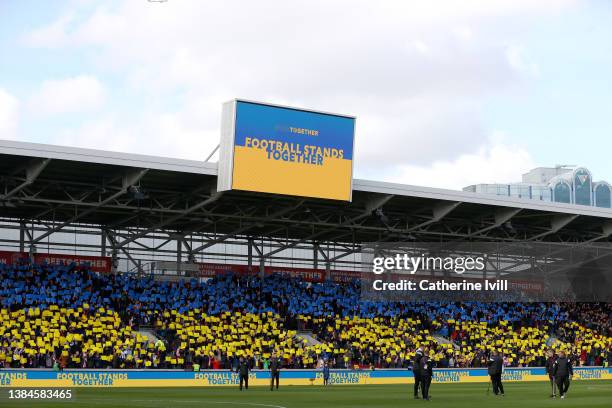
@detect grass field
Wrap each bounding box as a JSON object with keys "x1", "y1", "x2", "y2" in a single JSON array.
[{"x1": 0, "y1": 381, "x2": 610, "y2": 408}]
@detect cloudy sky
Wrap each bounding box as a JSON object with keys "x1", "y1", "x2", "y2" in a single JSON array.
[{"x1": 1, "y1": 0, "x2": 612, "y2": 189}]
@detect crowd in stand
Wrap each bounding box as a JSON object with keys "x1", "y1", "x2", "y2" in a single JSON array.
[{"x1": 0, "y1": 261, "x2": 611, "y2": 370}]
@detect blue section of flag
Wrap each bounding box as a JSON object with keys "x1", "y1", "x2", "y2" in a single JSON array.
[{"x1": 235, "y1": 101, "x2": 355, "y2": 160}]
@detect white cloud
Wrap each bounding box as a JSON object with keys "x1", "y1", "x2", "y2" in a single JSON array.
[
  {"x1": 410, "y1": 40, "x2": 431, "y2": 55},
  {"x1": 505, "y1": 45, "x2": 540, "y2": 77},
  {"x1": 355, "y1": 96, "x2": 486, "y2": 168},
  {"x1": 29, "y1": 75, "x2": 106, "y2": 115},
  {"x1": 23, "y1": 13, "x2": 75, "y2": 48},
  {"x1": 384, "y1": 140, "x2": 536, "y2": 190},
  {"x1": 54, "y1": 110, "x2": 219, "y2": 161},
  {"x1": 20, "y1": 0, "x2": 575, "y2": 188},
  {"x1": 0, "y1": 88, "x2": 19, "y2": 139}
]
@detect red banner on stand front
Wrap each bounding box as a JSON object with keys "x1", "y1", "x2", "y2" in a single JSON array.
[
  {"x1": 0, "y1": 251, "x2": 363, "y2": 281},
  {"x1": 0, "y1": 251, "x2": 111, "y2": 273}
]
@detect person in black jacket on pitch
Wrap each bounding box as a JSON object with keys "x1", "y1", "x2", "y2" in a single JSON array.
[
  {"x1": 412, "y1": 346, "x2": 424, "y2": 399},
  {"x1": 237, "y1": 356, "x2": 250, "y2": 391},
  {"x1": 553, "y1": 350, "x2": 573, "y2": 399},
  {"x1": 487, "y1": 351, "x2": 504, "y2": 396},
  {"x1": 419, "y1": 347, "x2": 434, "y2": 401},
  {"x1": 545, "y1": 349, "x2": 558, "y2": 398},
  {"x1": 269, "y1": 352, "x2": 281, "y2": 391}
]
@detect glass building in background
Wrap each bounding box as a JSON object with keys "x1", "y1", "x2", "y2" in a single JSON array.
[{"x1": 463, "y1": 166, "x2": 612, "y2": 208}]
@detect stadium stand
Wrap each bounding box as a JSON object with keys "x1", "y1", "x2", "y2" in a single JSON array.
[{"x1": 0, "y1": 261, "x2": 611, "y2": 370}]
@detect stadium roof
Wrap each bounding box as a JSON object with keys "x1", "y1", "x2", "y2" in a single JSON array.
[{"x1": 1, "y1": 139, "x2": 612, "y2": 267}]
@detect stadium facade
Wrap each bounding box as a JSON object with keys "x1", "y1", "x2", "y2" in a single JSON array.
[
  {"x1": 463, "y1": 166, "x2": 612, "y2": 208},
  {"x1": 0, "y1": 137, "x2": 611, "y2": 389}
]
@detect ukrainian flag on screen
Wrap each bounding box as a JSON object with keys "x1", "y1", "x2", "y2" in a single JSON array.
[{"x1": 232, "y1": 101, "x2": 354, "y2": 201}]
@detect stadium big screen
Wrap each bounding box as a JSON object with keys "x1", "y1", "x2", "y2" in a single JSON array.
[{"x1": 217, "y1": 100, "x2": 355, "y2": 201}]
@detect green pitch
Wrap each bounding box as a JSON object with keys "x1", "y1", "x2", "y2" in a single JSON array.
[{"x1": 1, "y1": 381, "x2": 611, "y2": 408}]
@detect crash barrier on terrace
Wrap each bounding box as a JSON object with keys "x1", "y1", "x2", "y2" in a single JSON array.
[{"x1": 0, "y1": 367, "x2": 610, "y2": 387}]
